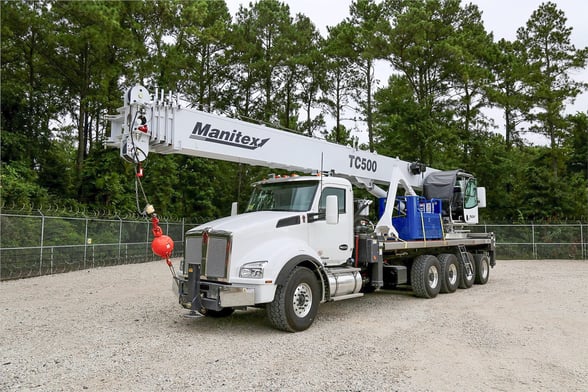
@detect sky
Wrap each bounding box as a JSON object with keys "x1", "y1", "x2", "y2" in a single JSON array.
[{"x1": 224, "y1": 0, "x2": 588, "y2": 141}]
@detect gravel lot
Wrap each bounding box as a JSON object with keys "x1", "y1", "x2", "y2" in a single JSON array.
[{"x1": 1, "y1": 259, "x2": 587, "y2": 391}]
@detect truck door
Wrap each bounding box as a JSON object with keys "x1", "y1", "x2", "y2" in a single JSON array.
[
  {"x1": 308, "y1": 186, "x2": 353, "y2": 266},
  {"x1": 463, "y1": 178, "x2": 479, "y2": 224}
]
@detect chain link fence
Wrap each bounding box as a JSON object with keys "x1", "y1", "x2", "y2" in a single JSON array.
[
  {"x1": 0, "y1": 212, "x2": 203, "y2": 281},
  {"x1": 472, "y1": 223, "x2": 587, "y2": 260},
  {"x1": 1, "y1": 212, "x2": 586, "y2": 281}
]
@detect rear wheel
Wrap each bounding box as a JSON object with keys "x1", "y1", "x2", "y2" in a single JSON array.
[
  {"x1": 474, "y1": 254, "x2": 490, "y2": 285},
  {"x1": 411, "y1": 255, "x2": 441, "y2": 298},
  {"x1": 267, "y1": 267, "x2": 320, "y2": 332},
  {"x1": 458, "y1": 252, "x2": 475, "y2": 289},
  {"x1": 438, "y1": 253, "x2": 459, "y2": 294}
]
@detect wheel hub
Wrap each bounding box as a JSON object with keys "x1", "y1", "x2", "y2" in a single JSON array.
[{"x1": 293, "y1": 283, "x2": 312, "y2": 317}]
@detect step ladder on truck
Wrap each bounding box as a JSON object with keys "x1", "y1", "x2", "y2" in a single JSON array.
[{"x1": 106, "y1": 84, "x2": 496, "y2": 332}]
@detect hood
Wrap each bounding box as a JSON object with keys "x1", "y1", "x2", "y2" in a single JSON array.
[{"x1": 186, "y1": 211, "x2": 304, "y2": 235}]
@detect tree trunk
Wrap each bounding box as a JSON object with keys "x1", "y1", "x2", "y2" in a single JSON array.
[{"x1": 366, "y1": 59, "x2": 374, "y2": 152}]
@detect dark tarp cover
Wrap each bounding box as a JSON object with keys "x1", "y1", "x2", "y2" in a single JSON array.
[{"x1": 423, "y1": 170, "x2": 461, "y2": 201}]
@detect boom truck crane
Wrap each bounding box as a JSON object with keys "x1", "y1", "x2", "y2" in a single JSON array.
[{"x1": 107, "y1": 84, "x2": 496, "y2": 332}]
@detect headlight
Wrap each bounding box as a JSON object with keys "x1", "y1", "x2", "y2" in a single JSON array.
[{"x1": 239, "y1": 261, "x2": 268, "y2": 279}]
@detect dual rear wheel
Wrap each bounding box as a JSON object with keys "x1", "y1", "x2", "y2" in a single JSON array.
[{"x1": 411, "y1": 251, "x2": 490, "y2": 298}]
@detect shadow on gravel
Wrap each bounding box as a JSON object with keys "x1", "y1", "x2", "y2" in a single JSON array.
[
  {"x1": 161, "y1": 288, "x2": 421, "y2": 334},
  {"x1": 171, "y1": 308, "x2": 277, "y2": 335},
  {"x1": 372, "y1": 286, "x2": 416, "y2": 297}
]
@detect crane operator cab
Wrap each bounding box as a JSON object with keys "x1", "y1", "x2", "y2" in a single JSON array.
[{"x1": 423, "y1": 170, "x2": 486, "y2": 226}]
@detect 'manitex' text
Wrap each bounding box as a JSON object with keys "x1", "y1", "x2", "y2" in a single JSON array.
[{"x1": 190, "y1": 122, "x2": 270, "y2": 150}]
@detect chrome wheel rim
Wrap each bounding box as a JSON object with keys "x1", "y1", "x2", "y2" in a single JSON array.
[
  {"x1": 448, "y1": 263, "x2": 458, "y2": 285},
  {"x1": 292, "y1": 282, "x2": 312, "y2": 318},
  {"x1": 481, "y1": 259, "x2": 489, "y2": 280},
  {"x1": 428, "y1": 266, "x2": 439, "y2": 288}
]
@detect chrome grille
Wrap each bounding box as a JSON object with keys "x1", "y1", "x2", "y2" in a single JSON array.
[
  {"x1": 185, "y1": 236, "x2": 202, "y2": 265},
  {"x1": 205, "y1": 235, "x2": 229, "y2": 278},
  {"x1": 185, "y1": 230, "x2": 231, "y2": 280}
]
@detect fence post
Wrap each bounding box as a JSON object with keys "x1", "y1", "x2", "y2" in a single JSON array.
[
  {"x1": 532, "y1": 223, "x2": 537, "y2": 259},
  {"x1": 117, "y1": 216, "x2": 123, "y2": 262},
  {"x1": 84, "y1": 217, "x2": 88, "y2": 270},
  {"x1": 581, "y1": 223, "x2": 585, "y2": 261},
  {"x1": 39, "y1": 210, "x2": 45, "y2": 276}
]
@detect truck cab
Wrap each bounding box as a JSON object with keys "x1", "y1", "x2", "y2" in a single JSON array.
[{"x1": 177, "y1": 175, "x2": 362, "y2": 331}]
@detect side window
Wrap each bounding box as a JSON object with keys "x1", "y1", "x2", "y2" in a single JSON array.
[
  {"x1": 464, "y1": 179, "x2": 478, "y2": 209},
  {"x1": 319, "y1": 187, "x2": 346, "y2": 213}
]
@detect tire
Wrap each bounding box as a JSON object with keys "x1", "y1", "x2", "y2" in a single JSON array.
[
  {"x1": 267, "y1": 267, "x2": 320, "y2": 332},
  {"x1": 411, "y1": 255, "x2": 441, "y2": 299},
  {"x1": 203, "y1": 307, "x2": 235, "y2": 318},
  {"x1": 474, "y1": 254, "x2": 490, "y2": 285},
  {"x1": 438, "y1": 253, "x2": 459, "y2": 294},
  {"x1": 458, "y1": 252, "x2": 475, "y2": 289}
]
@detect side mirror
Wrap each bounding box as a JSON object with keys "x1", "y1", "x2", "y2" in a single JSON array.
[
  {"x1": 477, "y1": 187, "x2": 486, "y2": 208},
  {"x1": 231, "y1": 202, "x2": 238, "y2": 216},
  {"x1": 325, "y1": 195, "x2": 339, "y2": 224}
]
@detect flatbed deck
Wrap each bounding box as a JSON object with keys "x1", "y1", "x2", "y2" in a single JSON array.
[{"x1": 383, "y1": 236, "x2": 494, "y2": 252}]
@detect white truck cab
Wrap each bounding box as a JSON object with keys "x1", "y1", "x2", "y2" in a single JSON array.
[{"x1": 177, "y1": 175, "x2": 363, "y2": 331}]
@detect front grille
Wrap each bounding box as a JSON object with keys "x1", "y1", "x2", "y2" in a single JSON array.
[
  {"x1": 185, "y1": 236, "x2": 202, "y2": 265},
  {"x1": 185, "y1": 231, "x2": 231, "y2": 281},
  {"x1": 205, "y1": 236, "x2": 229, "y2": 278}
]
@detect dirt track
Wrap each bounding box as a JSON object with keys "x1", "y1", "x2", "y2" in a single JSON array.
[{"x1": 1, "y1": 259, "x2": 587, "y2": 391}]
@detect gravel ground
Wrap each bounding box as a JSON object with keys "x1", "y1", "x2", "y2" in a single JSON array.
[{"x1": 1, "y1": 259, "x2": 587, "y2": 392}]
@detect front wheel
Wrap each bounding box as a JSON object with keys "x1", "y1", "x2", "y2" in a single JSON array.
[{"x1": 267, "y1": 267, "x2": 320, "y2": 332}]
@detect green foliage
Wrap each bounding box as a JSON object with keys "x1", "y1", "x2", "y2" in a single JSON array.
[
  {"x1": 486, "y1": 39, "x2": 532, "y2": 148},
  {"x1": 0, "y1": 161, "x2": 49, "y2": 209},
  {"x1": 78, "y1": 148, "x2": 136, "y2": 213},
  {"x1": 1, "y1": 0, "x2": 586, "y2": 223},
  {"x1": 565, "y1": 112, "x2": 588, "y2": 178},
  {"x1": 381, "y1": 0, "x2": 495, "y2": 163},
  {"x1": 516, "y1": 1, "x2": 588, "y2": 177},
  {"x1": 328, "y1": 0, "x2": 390, "y2": 151}
]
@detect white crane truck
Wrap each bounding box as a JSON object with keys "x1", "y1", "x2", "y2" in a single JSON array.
[{"x1": 107, "y1": 85, "x2": 496, "y2": 332}]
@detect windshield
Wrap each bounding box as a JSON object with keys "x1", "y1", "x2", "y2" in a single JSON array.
[{"x1": 246, "y1": 181, "x2": 318, "y2": 212}]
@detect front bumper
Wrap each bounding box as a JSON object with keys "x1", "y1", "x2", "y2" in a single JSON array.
[{"x1": 175, "y1": 273, "x2": 255, "y2": 312}]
